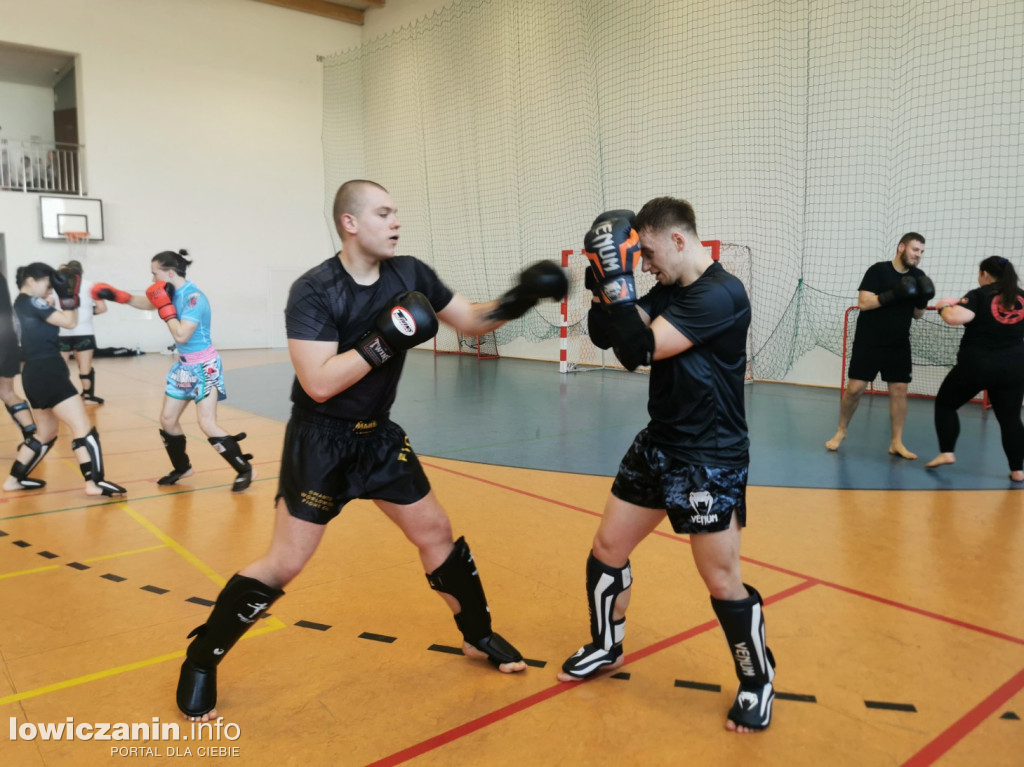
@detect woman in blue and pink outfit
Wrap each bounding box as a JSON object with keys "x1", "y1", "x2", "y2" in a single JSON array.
[{"x1": 117, "y1": 250, "x2": 255, "y2": 492}]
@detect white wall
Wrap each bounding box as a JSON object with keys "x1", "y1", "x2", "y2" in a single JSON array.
[
  {"x1": 1, "y1": 0, "x2": 360, "y2": 351},
  {"x1": 0, "y1": 81, "x2": 55, "y2": 142}
]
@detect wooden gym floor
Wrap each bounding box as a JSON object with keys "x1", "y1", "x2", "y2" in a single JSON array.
[{"x1": 1, "y1": 349, "x2": 1022, "y2": 766}]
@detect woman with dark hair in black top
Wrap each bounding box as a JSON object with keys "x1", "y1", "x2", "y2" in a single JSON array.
[
  {"x1": 0, "y1": 270, "x2": 36, "y2": 442},
  {"x1": 926, "y1": 256, "x2": 1024, "y2": 482},
  {"x1": 3, "y1": 262, "x2": 127, "y2": 495}
]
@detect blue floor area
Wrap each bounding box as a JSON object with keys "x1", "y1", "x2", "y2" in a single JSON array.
[{"x1": 226, "y1": 350, "x2": 1022, "y2": 491}]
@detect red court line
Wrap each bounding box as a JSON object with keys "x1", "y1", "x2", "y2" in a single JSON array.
[
  {"x1": 424, "y1": 460, "x2": 1024, "y2": 646},
  {"x1": 902, "y1": 667, "x2": 1024, "y2": 766},
  {"x1": 367, "y1": 580, "x2": 815, "y2": 767},
  {"x1": 818, "y1": 580, "x2": 1024, "y2": 647}
]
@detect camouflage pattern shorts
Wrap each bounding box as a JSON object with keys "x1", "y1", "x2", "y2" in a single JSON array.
[{"x1": 611, "y1": 429, "x2": 748, "y2": 535}]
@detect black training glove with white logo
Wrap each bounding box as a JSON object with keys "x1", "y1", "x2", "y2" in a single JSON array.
[{"x1": 356, "y1": 291, "x2": 439, "y2": 367}]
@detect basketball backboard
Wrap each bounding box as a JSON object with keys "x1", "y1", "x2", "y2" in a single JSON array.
[{"x1": 39, "y1": 196, "x2": 104, "y2": 241}]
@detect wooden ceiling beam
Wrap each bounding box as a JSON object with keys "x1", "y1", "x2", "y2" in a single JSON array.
[{"x1": 252, "y1": 0, "x2": 366, "y2": 26}]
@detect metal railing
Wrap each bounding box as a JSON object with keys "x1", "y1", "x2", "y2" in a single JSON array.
[{"x1": 0, "y1": 138, "x2": 83, "y2": 195}]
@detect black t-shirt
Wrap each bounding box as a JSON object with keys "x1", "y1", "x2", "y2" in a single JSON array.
[
  {"x1": 13, "y1": 293, "x2": 59, "y2": 361},
  {"x1": 637, "y1": 262, "x2": 750, "y2": 467},
  {"x1": 854, "y1": 261, "x2": 927, "y2": 347},
  {"x1": 0, "y1": 275, "x2": 17, "y2": 344},
  {"x1": 957, "y1": 285, "x2": 1024, "y2": 360},
  {"x1": 285, "y1": 255, "x2": 454, "y2": 420}
]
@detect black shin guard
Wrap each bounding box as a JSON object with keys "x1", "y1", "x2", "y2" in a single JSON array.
[
  {"x1": 6, "y1": 402, "x2": 37, "y2": 444},
  {"x1": 72, "y1": 427, "x2": 126, "y2": 496},
  {"x1": 158, "y1": 429, "x2": 192, "y2": 485},
  {"x1": 711, "y1": 584, "x2": 776, "y2": 731},
  {"x1": 9, "y1": 435, "x2": 56, "y2": 489},
  {"x1": 177, "y1": 573, "x2": 283, "y2": 718},
  {"x1": 426, "y1": 536, "x2": 523, "y2": 667},
  {"x1": 208, "y1": 433, "x2": 253, "y2": 492},
  {"x1": 561, "y1": 552, "x2": 632, "y2": 679},
  {"x1": 79, "y1": 370, "x2": 104, "y2": 404}
]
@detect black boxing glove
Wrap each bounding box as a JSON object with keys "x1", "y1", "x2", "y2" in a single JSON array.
[
  {"x1": 356, "y1": 291, "x2": 439, "y2": 367},
  {"x1": 584, "y1": 216, "x2": 642, "y2": 307},
  {"x1": 51, "y1": 267, "x2": 81, "y2": 310},
  {"x1": 914, "y1": 274, "x2": 935, "y2": 309},
  {"x1": 877, "y1": 274, "x2": 919, "y2": 308},
  {"x1": 487, "y1": 260, "x2": 569, "y2": 321}
]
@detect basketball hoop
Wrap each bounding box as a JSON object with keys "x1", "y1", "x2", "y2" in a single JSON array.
[{"x1": 64, "y1": 231, "x2": 89, "y2": 265}]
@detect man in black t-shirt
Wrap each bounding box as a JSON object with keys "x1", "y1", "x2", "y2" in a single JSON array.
[
  {"x1": 175, "y1": 179, "x2": 568, "y2": 722},
  {"x1": 0, "y1": 272, "x2": 36, "y2": 442},
  {"x1": 825, "y1": 233, "x2": 933, "y2": 458},
  {"x1": 558, "y1": 199, "x2": 775, "y2": 733}
]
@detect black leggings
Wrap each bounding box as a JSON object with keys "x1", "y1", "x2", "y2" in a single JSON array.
[{"x1": 934, "y1": 360, "x2": 1024, "y2": 471}]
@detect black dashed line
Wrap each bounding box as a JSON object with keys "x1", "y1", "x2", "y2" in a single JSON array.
[
  {"x1": 611, "y1": 672, "x2": 631, "y2": 680},
  {"x1": 294, "y1": 620, "x2": 331, "y2": 631},
  {"x1": 101, "y1": 573, "x2": 127, "y2": 583},
  {"x1": 776, "y1": 692, "x2": 817, "y2": 703},
  {"x1": 524, "y1": 658, "x2": 546, "y2": 668},
  {"x1": 674, "y1": 680, "x2": 721, "y2": 693},
  {"x1": 186, "y1": 596, "x2": 215, "y2": 607},
  {"x1": 141, "y1": 585, "x2": 169, "y2": 595},
  {"x1": 428, "y1": 644, "x2": 464, "y2": 656},
  {"x1": 66, "y1": 562, "x2": 90, "y2": 570},
  {"x1": 1001, "y1": 711, "x2": 1019, "y2": 721},
  {"x1": 358, "y1": 631, "x2": 393, "y2": 642},
  {"x1": 865, "y1": 700, "x2": 916, "y2": 712},
  {"x1": 37, "y1": 551, "x2": 59, "y2": 559},
  {"x1": 12, "y1": 540, "x2": 30, "y2": 548}
]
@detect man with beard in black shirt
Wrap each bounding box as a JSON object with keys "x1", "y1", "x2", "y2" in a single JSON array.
[
  {"x1": 558, "y1": 198, "x2": 775, "y2": 733},
  {"x1": 825, "y1": 233, "x2": 933, "y2": 458},
  {"x1": 175, "y1": 179, "x2": 567, "y2": 722}
]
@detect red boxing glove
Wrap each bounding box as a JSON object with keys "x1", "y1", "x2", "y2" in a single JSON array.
[
  {"x1": 146, "y1": 281, "x2": 177, "y2": 322},
  {"x1": 92, "y1": 282, "x2": 133, "y2": 304}
]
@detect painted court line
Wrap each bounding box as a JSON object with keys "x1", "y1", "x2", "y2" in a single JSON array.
[
  {"x1": 368, "y1": 580, "x2": 816, "y2": 767},
  {"x1": 0, "y1": 543, "x2": 168, "y2": 581},
  {"x1": 120, "y1": 504, "x2": 226, "y2": 588},
  {"x1": 0, "y1": 470, "x2": 279, "y2": 519},
  {"x1": 418, "y1": 459, "x2": 1024, "y2": 761},
  {"x1": 0, "y1": 623, "x2": 284, "y2": 707},
  {"x1": 423, "y1": 460, "x2": 1024, "y2": 645},
  {"x1": 902, "y1": 667, "x2": 1024, "y2": 766},
  {"x1": 0, "y1": 506, "x2": 289, "y2": 708}
]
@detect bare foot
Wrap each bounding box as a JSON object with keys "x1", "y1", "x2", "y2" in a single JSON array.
[
  {"x1": 85, "y1": 480, "x2": 127, "y2": 497},
  {"x1": 462, "y1": 642, "x2": 527, "y2": 674},
  {"x1": 825, "y1": 430, "x2": 846, "y2": 451},
  {"x1": 725, "y1": 719, "x2": 761, "y2": 734},
  {"x1": 888, "y1": 443, "x2": 917, "y2": 460},
  {"x1": 925, "y1": 452, "x2": 956, "y2": 469},
  {"x1": 183, "y1": 707, "x2": 219, "y2": 723},
  {"x1": 2, "y1": 475, "x2": 45, "y2": 487},
  {"x1": 1009, "y1": 471, "x2": 1023, "y2": 483},
  {"x1": 556, "y1": 652, "x2": 624, "y2": 683}
]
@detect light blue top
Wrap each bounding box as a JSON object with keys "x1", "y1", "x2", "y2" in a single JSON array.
[{"x1": 174, "y1": 281, "x2": 213, "y2": 353}]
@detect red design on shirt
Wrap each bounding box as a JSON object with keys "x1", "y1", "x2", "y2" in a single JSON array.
[
  {"x1": 188, "y1": 295, "x2": 198, "y2": 309},
  {"x1": 991, "y1": 295, "x2": 1024, "y2": 325}
]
